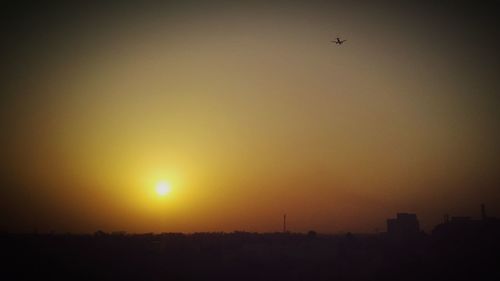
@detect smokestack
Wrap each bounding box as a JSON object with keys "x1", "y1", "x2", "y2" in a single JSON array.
[
  {"x1": 283, "y1": 214, "x2": 287, "y2": 233},
  {"x1": 481, "y1": 203, "x2": 486, "y2": 220}
]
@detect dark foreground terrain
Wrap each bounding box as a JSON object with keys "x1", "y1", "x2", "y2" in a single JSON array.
[{"x1": 1, "y1": 228, "x2": 499, "y2": 281}]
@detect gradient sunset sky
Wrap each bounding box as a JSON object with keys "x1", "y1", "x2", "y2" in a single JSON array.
[{"x1": 1, "y1": 1, "x2": 500, "y2": 233}]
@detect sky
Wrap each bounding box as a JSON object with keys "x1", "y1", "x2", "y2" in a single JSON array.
[{"x1": 1, "y1": 1, "x2": 500, "y2": 233}]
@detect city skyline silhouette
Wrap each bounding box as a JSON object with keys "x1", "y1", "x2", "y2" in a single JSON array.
[{"x1": 1, "y1": 1, "x2": 500, "y2": 280}]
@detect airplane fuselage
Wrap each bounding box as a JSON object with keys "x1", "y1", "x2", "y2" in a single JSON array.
[{"x1": 333, "y1": 37, "x2": 346, "y2": 45}]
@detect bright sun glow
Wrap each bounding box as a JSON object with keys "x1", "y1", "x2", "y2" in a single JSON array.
[{"x1": 156, "y1": 181, "x2": 171, "y2": 196}]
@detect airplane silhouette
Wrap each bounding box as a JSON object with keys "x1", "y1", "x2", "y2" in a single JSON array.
[{"x1": 332, "y1": 37, "x2": 346, "y2": 45}]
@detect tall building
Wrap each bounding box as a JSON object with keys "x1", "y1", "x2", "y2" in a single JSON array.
[{"x1": 387, "y1": 213, "x2": 420, "y2": 236}]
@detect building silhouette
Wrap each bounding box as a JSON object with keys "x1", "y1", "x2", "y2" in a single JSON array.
[
  {"x1": 433, "y1": 204, "x2": 500, "y2": 238},
  {"x1": 387, "y1": 213, "x2": 420, "y2": 237}
]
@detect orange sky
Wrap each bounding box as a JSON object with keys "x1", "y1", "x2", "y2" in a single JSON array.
[{"x1": 1, "y1": 1, "x2": 500, "y2": 233}]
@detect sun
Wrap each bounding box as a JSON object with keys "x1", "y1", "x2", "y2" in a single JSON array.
[{"x1": 156, "y1": 181, "x2": 171, "y2": 196}]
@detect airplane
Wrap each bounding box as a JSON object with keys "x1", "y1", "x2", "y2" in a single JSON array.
[{"x1": 332, "y1": 37, "x2": 346, "y2": 45}]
